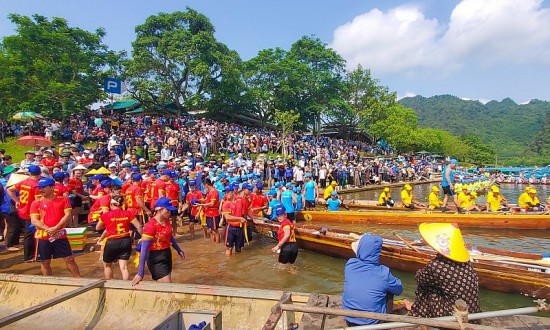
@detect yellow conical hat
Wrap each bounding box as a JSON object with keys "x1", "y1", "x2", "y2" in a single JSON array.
[
  {"x1": 85, "y1": 168, "x2": 98, "y2": 176},
  {"x1": 419, "y1": 223, "x2": 469, "y2": 263},
  {"x1": 95, "y1": 167, "x2": 112, "y2": 175}
]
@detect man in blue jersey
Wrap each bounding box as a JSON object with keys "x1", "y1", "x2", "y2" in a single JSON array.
[
  {"x1": 281, "y1": 183, "x2": 297, "y2": 221},
  {"x1": 441, "y1": 159, "x2": 461, "y2": 212},
  {"x1": 303, "y1": 173, "x2": 318, "y2": 210}
]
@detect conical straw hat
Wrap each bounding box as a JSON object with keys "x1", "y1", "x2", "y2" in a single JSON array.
[
  {"x1": 85, "y1": 168, "x2": 98, "y2": 176},
  {"x1": 94, "y1": 167, "x2": 112, "y2": 175},
  {"x1": 419, "y1": 223, "x2": 469, "y2": 263}
]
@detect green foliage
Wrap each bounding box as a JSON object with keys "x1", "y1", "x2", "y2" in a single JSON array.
[
  {"x1": 274, "y1": 109, "x2": 300, "y2": 157},
  {"x1": 399, "y1": 95, "x2": 550, "y2": 158},
  {"x1": 123, "y1": 8, "x2": 240, "y2": 116},
  {"x1": 0, "y1": 14, "x2": 122, "y2": 119}
]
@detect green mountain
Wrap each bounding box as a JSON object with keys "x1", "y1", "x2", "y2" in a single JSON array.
[{"x1": 399, "y1": 95, "x2": 550, "y2": 158}]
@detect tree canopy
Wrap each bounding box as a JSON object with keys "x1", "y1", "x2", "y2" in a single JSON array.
[{"x1": 0, "y1": 14, "x2": 121, "y2": 118}]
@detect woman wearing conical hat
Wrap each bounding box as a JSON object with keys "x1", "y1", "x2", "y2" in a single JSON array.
[{"x1": 408, "y1": 223, "x2": 481, "y2": 319}]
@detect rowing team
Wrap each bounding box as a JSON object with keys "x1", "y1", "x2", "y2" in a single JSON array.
[{"x1": 376, "y1": 184, "x2": 547, "y2": 213}]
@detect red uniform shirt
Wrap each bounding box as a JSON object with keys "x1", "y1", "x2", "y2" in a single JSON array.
[
  {"x1": 203, "y1": 189, "x2": 220, "y2": 217},
  {"x1": 88, "y1": 193, "x2": 111, "y2": 223},
  {"x1": 277, "y1": 218, "x2": 296, "y2": 243},
  {"x1": 186, "y1": 190, "x2": 204, "y2": 216},
  {"x1": 15, "y1": 177, "x2": 41, "y2": 220},
  {"x1": 30, "y1": 196, "x2": 71, "y2": 240},
  {"x1": 67, "y1": 178, "x2": 84, "y2": 194},
  {"x1": 149, "y1": 179, "x2": 166, "y2": 207},
  {"x1": 125, "y1": 184, "x2": 144, "y2": 210},
  {"x1": 53, "y1": 182, "x2": 69, "y2": 197},
  {"x1": 91, "y1": 185, "x2": 104, "y2": 198},
  {"x1": 40, "y1": 157, "x2": 58, "y2": 168},
  {"x1": 142, "y1": 218, "x2": 172, "y2": 251},
  {"x1": 234, "y1": 195, "x2": 249, "y2": 218},
  {"x1": 229, "y1": 199, "x2": 244, "y2": 227},
  {"x1": 141, "y1": 180, "x2": 152, "y2": 203},
  {"x1": 121, "y1": 180, "x2": 132, "y2": 195},
  {"x1": 165, "y1": 181, "x2": 181, "y2": 207},
  {"x1": 100, "y1": 209, "x2": 136, "y2": 239},
  {"x1": 250, "y1": 193, "x2": 268, "y2": 216}
]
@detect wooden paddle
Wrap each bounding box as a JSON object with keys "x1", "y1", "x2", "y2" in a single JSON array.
[
  {"x1": 471, "y1": 254, "x2": 550, "y2": 268},
  {"x1": 393, "y1": 233, "x2": 421, "y2": 253}
]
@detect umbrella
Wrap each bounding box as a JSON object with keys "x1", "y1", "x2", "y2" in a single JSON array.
[
  {"x1": 12, "y1": 112, "x2": 44, "y2": 121},
  {"x1": 16, "y1": 135, "x2": 54, "y2": 147}
]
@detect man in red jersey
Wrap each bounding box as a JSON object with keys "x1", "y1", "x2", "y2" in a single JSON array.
[
  {"x1": 149, "y1": 169, "x2": 170, "y2": 208},
  {"x1": 182, "y1": 180, "x2": 204, "y2": 239},
  {"x1": 235, "y1": 183, "x2": 253, "y2": 248},
  {"x1": 196, "y1": 178, "x2": 220, "y2": 243},
  {"x1": 39, "y1": 149, "x2": 58, "y2": 171},
  {"x1": 68, "y1": 166, "x2": 86, "y2": 227},
  {"x1": 88, "y1": 180, "x2": 112, "y2": 225},
  {"x1": 8, "y1": 165, "x2": 42, "y2": 262},
  {"x1": 141, "y1": 170, "x2": 157, "y2": 210},
  {"x1": 165, "y1": 171, "x2": 182, "y2": 236},
  {"x1": 249, "y1": 182, "x2": 268, "y2": 217},
  {"x1": 222, "y1": 186, "x2": 246, "y2": 256},
  {"x1": 125, "y1": 173, "x2": 152, "y2": 224},
  {"x1": 30, "y1": 177, "x2": 80, "y2": 277},
  {"x1": 52, "y1": 172, "x2": 69, "y2": 198}
]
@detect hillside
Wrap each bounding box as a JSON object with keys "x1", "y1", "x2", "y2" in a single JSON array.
[{"x1": 399, "y1": 95, "x2": 550, "y2": 158}]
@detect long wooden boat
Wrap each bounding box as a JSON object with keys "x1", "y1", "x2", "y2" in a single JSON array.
[
  {"x1": 1, "y1": 274, "x2": 549, "y2": 330},
  {"x1": 252, "y1": 218, "x2": 550, "y2": 299},
  {"x1": 296, "y1": 209, "x2": 550, "y2": 229}
]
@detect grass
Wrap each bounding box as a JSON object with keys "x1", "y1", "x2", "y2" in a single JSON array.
[{"x1": 0, "y1": 137, "x2": 34, "y2": 162}]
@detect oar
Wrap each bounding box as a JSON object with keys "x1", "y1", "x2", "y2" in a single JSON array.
[
  {"x1": 393, "y1": 232, "x2": 421, "y2": 253},
  {"x1": 471, "y1": 254, "x2": 550, "y2": 267}
]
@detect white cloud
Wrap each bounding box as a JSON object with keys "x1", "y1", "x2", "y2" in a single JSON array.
[
  {"x1": 330, "y1": 0, "x2": 550, "y2": 73},
  {"x1": 397, "y1": 91, "x2": 418, "y2": 100}
]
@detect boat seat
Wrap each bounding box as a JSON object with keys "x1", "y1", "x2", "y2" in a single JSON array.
[{"x1": 301, "y1": 294, "x2": 346, "y2": 330}]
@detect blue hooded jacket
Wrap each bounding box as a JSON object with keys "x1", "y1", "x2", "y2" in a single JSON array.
[{"x1": 342, "y1": 235, "x2": 403, "y2": 325}]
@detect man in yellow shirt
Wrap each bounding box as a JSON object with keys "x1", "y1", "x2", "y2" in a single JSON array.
[
  {"x1": 377, "y1": 187, "x2": 394, "y2": 207},
  {"x1": 428, "y1": 186, "x2": 443, "y2": 210},
  {"x1": 518, "y1": 187, "x2": 542, "y2": 211},
  {"x1": 485, "y1": 186, "x2": 510, "y2": 212},
  {"x1": 461, "y1": 191, "x2": 481, "y2": 212},
  {"x1": 400, "y1": 184, "x2": 423, "y2": 209},
  {"x1": 323, "y1": 181, "x2": 338, "y2": 201}
]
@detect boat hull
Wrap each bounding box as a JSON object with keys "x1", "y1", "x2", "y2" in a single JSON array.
[
  {"x1": 252, "y1": 220, "x2": 550, "y2": 299},
  {"x1": 296, "y1": 210, "x2": 550, "y2": 229}
]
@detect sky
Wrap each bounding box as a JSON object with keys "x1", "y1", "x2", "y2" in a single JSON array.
[{"x1": 1, "y1": 0, "x2": 549, "y2": 104}]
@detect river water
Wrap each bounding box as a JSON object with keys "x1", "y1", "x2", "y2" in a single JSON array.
[{"x1": 2, "y1": 182, "x2": 548, "y2": 313}]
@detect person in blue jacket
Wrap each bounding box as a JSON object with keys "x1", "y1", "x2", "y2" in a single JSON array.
[{"x1": 342, "y1": 234, "x2": 406, "y2": 326}]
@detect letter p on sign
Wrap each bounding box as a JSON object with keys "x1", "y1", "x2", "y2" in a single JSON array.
[{"x1": 104, "y1": 78, "x2": 122, "y2": 94}]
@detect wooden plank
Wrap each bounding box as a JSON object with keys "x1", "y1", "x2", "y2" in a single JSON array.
[
  {"x1": 301, "y1": 294, "x2": 329, "y2": 330},
  {"x1": 262, "y1": 292, "x2": 292, "y2": 330},
  {"x1": 0, "y1": 279, "x2": 105, "y2": 328},
  {"x1": 323, "y1": 295, "x2": 347, "y2": 329},
  {"x1": 482, "y1": 315, "x2": 550, "y2": 329}
]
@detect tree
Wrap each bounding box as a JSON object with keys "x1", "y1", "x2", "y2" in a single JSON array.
[
  {"x1": 124, "y1": 8, "x2": 240, "y2": 116},
  {"x1": 345, "y1": 65, "x2": 396, "y2": 144},
  {"x1": 0, "y1": 14, "x2": 121, "y2": 118},
  {"x1": 274, "y1": 109, "x2": 300, "y2": 157}
]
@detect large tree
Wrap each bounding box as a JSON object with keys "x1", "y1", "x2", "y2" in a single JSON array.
[
  {"x1": 124, "y1": 8, "x2": 240, "y2": 116},
  {"x1": 0, "y1": 14, "x2": 121, "y2": 118}
]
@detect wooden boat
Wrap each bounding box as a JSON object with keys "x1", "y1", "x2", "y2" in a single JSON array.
[
  {"x1": 296, "y1": 209, "x2": 550, "y2": 229},
  {"x1": 252, "y1": 218, "x2": 550, "y2": 299},
  {"x1": 1, "y1": 274, "x2": 549, "y2": 330}
]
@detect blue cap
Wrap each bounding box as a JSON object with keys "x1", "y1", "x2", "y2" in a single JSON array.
[
  {"x1": 275, "y1": 205, "x2": 286, "y2": 216},
  {"x1": 274, "y1": 182, "x2": 282, "y2": 188},
  {"x1": 157, "y1": 164, "x2": 165, "y2": 170},
  {"x1": 267, "y1": 191, "x2": 277, "y2": 197},
  {"x1": 100, "y1": 180, "x2": 112, "y2": 188},
  {"x1": 162, "y1": 169, "x2": 172, "y2": 176},
  {"x1": 285, "y1": 182, "x2": 293, "y2": 188},
  {"x1": 53, "y1": 172, "x2": 66, "y2": 180},
  {"x1": 227, "y1": 168, "x2": 234, "y2": 173},
  {"x1": 224, "y1": 186, "x2": 234, "y2": 193},
  {"x1": 331, "y1": 191, "x2": 338, "y2": 196},
  {"x1": 132, "y1": 173, "x2": 143, "y2": 181},
  {"x1": 230, "y1": 182, "x2": 240, "y2": 191},
  {"x1": 305, "y1": 173, "x2": 312, "y2": 178},
  {"x1": 296, "y1": 187, "x2": 302, "y2": 192},
  {"x1": 256, "y1": 183, "x2": 263, "y2": 190},
  {"x1": 242, "y1": 183, "x2": 253, "y2": 191},
  {"x1": 131, "y1": 166, "x2": 139, "y2": 172},
  {"x1": 36, "y1": 177, "x2": 55, "y2": 187},
  {"x1": 154, "y1": 197, "x2": 177, "y2": 211},
  {"x1": 450, "y1": 159, "x2": 458, "y2": 165},
  {"x1": 91, "y1": 174, "x2": 104, "y2": 181},
  {"x1": 188, "y1": 180, "x2": 196, "y2": 186},
  {"x1": 148, "y1": 169, "x2": 158, "y2": 175},
  {"x1": 28, "y1": 165, "x2": 41, "y2": 175}
]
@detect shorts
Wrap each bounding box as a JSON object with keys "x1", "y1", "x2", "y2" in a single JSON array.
[
  {"x1": 103, "y1": 236, "x2": 132, "y2": 263},
  {"x1": 279, "y1": 242, "x2": 298, "y2": 264},
  {"x1": 38, "y1": 238, "x2": 73, "y2": 260},
  {"x1": 147, "y1": 248, "x2": 172, "y2": 280},
  {"x1": 305, "y1": 200, "x2": 316, "y2": 208},
  {"x1": 206, "y1": 216, "x2": 220, "y2": 230},
  {"x1": 189, "y1": 214, "x2": 199, "y2": 224},
  {"x1": 442, "y1": 186, "x2": 455, "y2": 196},
  {"x1": 286, "y1": 212, "x2": 295, "y2": 221},
  {"x1": 225, "y1": 226, "x2": 244, "y2": 252},
  {"x1": 71, "y1": 196, "x2": 83, "y2": 208},
  {"x1": 403, "y1": 204, "x2": 415, "y2": 209}
]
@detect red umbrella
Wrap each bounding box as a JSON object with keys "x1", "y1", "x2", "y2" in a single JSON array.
[{"x1": 16, "y1": 135, "x2": 54, "y2": 147}]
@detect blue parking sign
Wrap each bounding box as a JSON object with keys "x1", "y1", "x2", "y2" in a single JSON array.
[{"x1": 104, "y1": 77, "x2": 122, "y2": 94}]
